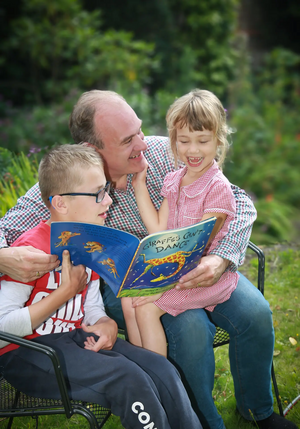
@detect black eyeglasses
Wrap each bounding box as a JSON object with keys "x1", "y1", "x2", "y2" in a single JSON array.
[{"x1": 49, "y1": 182, "x2": 111, "y2": 205}]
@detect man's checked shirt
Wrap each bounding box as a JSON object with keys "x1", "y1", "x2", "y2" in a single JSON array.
[{"x1": 0, "y1": 136, "x2": 257, "y2": 270}]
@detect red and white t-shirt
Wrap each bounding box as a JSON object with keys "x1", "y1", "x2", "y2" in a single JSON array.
[{"x1": 0, "y1": 221, "x2": 106, "y2": 355}]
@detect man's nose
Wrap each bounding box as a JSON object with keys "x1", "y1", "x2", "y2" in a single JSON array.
[{"x1": 134, "y1": 134, "x2": 147, "y2": 151}]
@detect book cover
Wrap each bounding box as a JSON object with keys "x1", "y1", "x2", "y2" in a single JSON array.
[{"x1": 50, "y1": 217, "x2": 216, "y2": 297}]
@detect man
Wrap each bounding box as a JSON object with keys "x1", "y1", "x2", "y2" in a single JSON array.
[{"x1": 0, "y1": 90, "x2": 295, "y2": 429}]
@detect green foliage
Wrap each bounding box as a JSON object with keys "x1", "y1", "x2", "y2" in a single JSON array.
[
  {"x1": 97, "y1": 0, "x2": 240, "y2": 97},
  {"x1": 213, "y1": 247, "x2": 300, "y2": 428},
  {"x1": 1, "y1": 0, "x2": 158, "y2": 104},
  {"x1": 250, "y1": 200, "x2": 296, "y2": 245},
  {"x1": 166, "y1": 0, "x2": 239, "y2": 96},
  {"x1": 0, "y1": 149, "x2": 39, "y2": 217},
  {"x1": 0, "y1": 90, "x2": 80, "y2": 153},
  {"x1": 224, "y1": 44, "x2": 300, "y2": 244}
]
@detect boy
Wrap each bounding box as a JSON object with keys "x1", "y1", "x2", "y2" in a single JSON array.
[{"x1": 0, "y1": 144, "x2": 202, "y2": 429}]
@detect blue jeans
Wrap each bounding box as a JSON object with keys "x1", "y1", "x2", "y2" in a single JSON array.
[{"x1": 101, "y1": 273, "x2": 275, "y2": 429}]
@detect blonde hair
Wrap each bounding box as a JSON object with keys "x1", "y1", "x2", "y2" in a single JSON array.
[
  {"x1": 166, "y1": 89, "x2": 232, "y2": 168},
  {"x1": 69, "y1": 90, "x2": 125, "y2": 149},
  {"x1": 39, "y1": 144, "x2": 104, "y2": 208}
]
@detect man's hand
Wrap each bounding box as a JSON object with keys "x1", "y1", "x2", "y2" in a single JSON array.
[
  {"x1": 176, "y1": 254, "x2": 230, "y2": 290},
  {"x1": 82, "y1": 317, "x2": 118, "y2": 352},
  {"x1": 131, "y1": 292, "x2": 163, "y2": 308},
  {"x1": 0, "y1": 246, "x2": 60, "y2": 283}
]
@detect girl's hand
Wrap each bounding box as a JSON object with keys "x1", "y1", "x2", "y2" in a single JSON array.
[
  {"x1": 132, "y1": 162, "x2": 149, "y2": 189},
  {"x1": 131, "y1": 292, "x2": 163, "y2": 307}
]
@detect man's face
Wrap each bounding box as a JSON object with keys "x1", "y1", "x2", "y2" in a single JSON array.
[{"x1": 94, "y1": 99, "x2": 148, "y2": 187}]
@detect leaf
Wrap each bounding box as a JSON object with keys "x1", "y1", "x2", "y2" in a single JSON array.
[
  {"x1": 289, "y1": 337, "x2": 297, "y2": 346},
  {"x1": 273, "y1": 350, "x2": 281, "y2": 357}
]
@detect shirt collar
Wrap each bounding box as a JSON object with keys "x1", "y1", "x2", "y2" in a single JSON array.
[{"x1": 165, "y1": 160, "x2": 220, "y2": 198}]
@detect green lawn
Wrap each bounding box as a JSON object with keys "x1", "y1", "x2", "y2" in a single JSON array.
[{"x1": 1, "y1": 246, "x2": 299, "y2": 429}]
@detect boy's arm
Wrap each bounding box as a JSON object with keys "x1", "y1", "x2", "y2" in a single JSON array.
[
  {"x1": 81, "y1": 275, "x2": 118, "y2": 352},
  {"x1": 0, "y1": 183, "x2": 59, "y2": 281},
  {"x1": 0, "y1": 251, "x2": 87, "y2": 347},
  {"x1": 0, "y1": 281, "x2": 34, "y2": 348},
  {"x1": 132, "y1": 165, "x2": 169, "y2": 234},
  {"x1": 29, "y1": 251, "x2": 87, "y2": 329}
]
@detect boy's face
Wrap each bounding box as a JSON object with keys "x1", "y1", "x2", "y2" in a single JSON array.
[{"x1": 63, "y1": 166, "x2": 112, "y2": 225}]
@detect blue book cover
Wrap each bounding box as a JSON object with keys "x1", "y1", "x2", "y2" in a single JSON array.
[{"x1": 50, "y1": 217, "x2": 216, "y2": 297}]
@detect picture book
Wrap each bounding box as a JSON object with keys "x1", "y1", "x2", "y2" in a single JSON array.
[{"x1": 50, "y1": 217, "x2": 216, "y2": 298}]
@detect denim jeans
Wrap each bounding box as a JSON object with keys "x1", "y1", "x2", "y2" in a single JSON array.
[{"x1": 101, "y1": 273, "x2": 275, "y2": 429}]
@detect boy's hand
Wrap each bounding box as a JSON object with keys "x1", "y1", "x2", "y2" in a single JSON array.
[
  {"x1": 0, "y1": 246, "x2": 59, "y2": 283},
  {"x1": 82, "y1": 317, "x2": 118, "y2": 352},
  {"x1": 60, "y1": 250, "x2": 87, "y2": 299},
  {"x1": 132, "y1": 162, "x2": 148, "y2": 189},
  {"x1": 131, "y1": 292, "x2": 163, "y2": 307}
]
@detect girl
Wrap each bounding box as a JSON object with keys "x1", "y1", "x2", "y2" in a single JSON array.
[{"x1": 122, "y1": 89, "x2": 238, "y2": 357}]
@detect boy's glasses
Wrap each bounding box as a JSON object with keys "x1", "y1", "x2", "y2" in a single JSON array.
[{"x1": 48, "y1": 182, "x2": 111, "y2": 205}]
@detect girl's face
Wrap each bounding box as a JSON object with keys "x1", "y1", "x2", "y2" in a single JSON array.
[{"x1": 176, "y1": 126, "x2": 218, "y2": 178}]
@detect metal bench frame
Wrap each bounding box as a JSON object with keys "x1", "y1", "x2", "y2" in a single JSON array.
[{"x1": 0, "y1": 242, "x2": 283, "y2": 428}]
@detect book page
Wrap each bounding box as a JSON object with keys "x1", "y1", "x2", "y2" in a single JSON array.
[
  {"x1": 117, "y1": 217, "x2": 216, "y2": 297},
  {"x1": 50, "y1": 222, "x2": 139, "y2": 296}
]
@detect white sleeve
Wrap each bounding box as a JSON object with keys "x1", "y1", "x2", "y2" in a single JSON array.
[
  {"x1": 0, "y1": 280, "x2": 33, "y2": 348},
  {"x1": 83, "y1": 278, "x2": 107, "y2": 326}
]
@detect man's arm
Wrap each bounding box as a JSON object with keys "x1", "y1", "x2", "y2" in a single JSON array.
[
  {"x1": 208, "y1": 185, "x2": 257, "y2": 267},
  {"x1": 177, "y1": 186, "x2": 257, "y2": 289},
  {"x1": 0, "y1": 183, "x2": 59, "y2": 281}
]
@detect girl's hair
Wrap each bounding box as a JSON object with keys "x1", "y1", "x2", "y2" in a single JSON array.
[
  {"x1": 166, "y1": 89, "x2": 232, "y2": 168},
  {"x1": 69, "y1": 90, "x2": 125, "y2": 149},
  {"x1": 39, "y1": 143, "x2": 104, "y2": 208}
]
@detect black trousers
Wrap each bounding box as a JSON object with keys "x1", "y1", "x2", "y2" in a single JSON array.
[{"x1": 0, "y1": 330, "x2": 202, "y2": 429}]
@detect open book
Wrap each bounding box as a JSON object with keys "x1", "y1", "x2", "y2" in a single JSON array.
[{"x1": 50, "y1": 217, "x2": 216, "y2": 297}]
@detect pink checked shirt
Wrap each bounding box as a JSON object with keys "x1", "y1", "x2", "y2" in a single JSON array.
[{"x1": 154, "y1": 160, "x2": 239, "y2": 316}]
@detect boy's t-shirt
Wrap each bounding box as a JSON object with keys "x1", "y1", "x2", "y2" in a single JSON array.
[{"x1": 0, "y1": 221, "x2": 105, "y2": 355}]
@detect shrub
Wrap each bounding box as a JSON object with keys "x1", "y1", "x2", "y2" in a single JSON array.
[{"x1": 0, "y1": 148, "x2": 39, "y2": 216}]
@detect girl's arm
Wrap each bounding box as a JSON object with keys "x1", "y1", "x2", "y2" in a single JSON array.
[{"x1": 132, "y1": 165, "x2": 169, "y2": 234}]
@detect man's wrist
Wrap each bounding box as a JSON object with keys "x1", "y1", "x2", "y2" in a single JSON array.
[{"x1": 0, "y1": 246, "x2": 9, "y2": 277}]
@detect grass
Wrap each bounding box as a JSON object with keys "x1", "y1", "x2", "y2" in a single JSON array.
[{"x1": 1, "y1": 246, "x2": 299, "y2": 429}]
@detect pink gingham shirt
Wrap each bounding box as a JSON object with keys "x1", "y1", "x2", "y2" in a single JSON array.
[{"x1": 154, "y1": 160, "x2": 239, "y2": 316}]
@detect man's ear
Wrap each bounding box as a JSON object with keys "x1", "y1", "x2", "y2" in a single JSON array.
[{"x1": 51, "y1": 195, "x2": 68, "y2": 214}]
